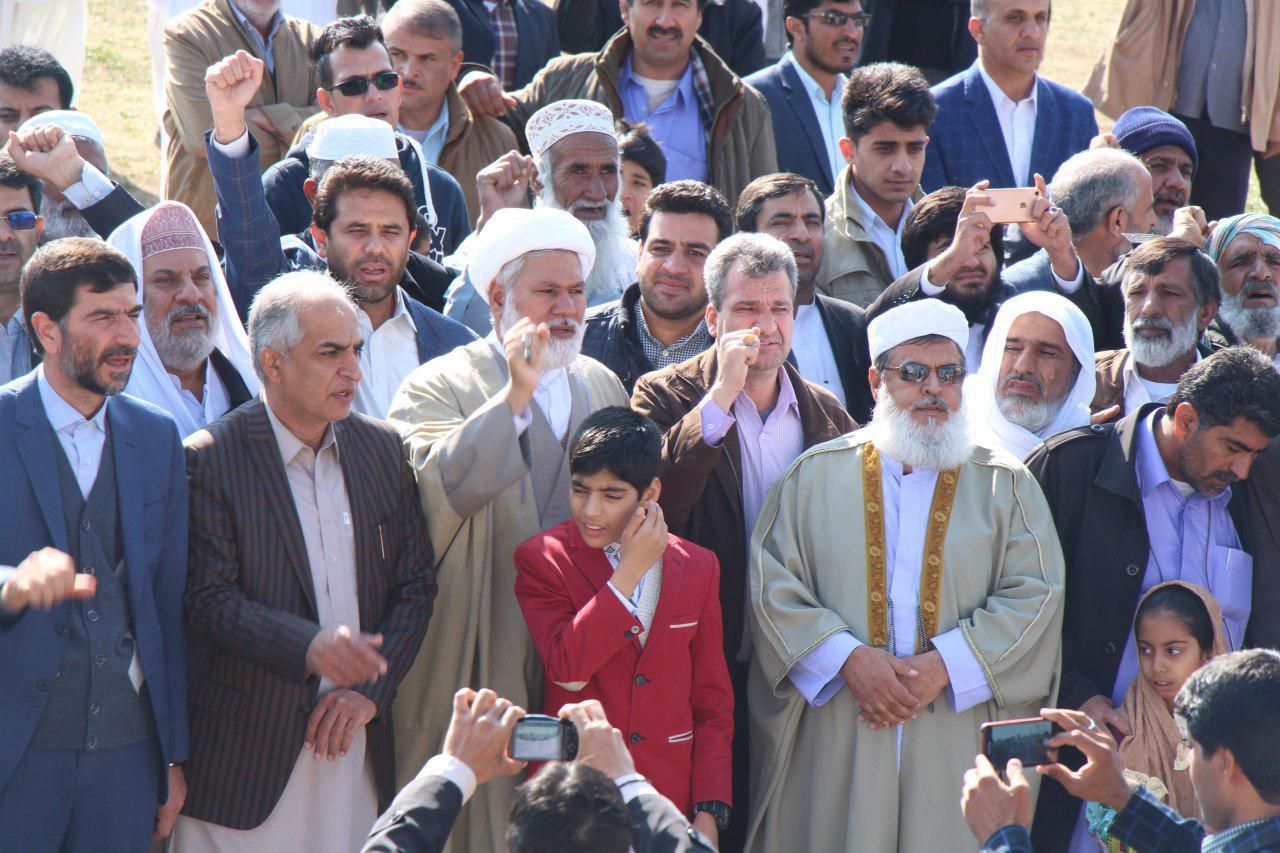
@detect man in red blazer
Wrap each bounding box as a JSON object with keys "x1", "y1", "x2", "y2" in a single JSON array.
[{"x1": 515, "y1": 406, "x2": 734, "y2": 847}]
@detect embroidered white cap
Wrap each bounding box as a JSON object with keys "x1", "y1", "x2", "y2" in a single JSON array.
[{"x1": 526, "y1": 99, "x2": 617, "y2": 161}]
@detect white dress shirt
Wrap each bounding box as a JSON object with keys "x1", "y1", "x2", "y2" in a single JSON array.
[
  {"x1": 853, "y1": 187, "x2": 912, "y2": 281},
  {"x1": 785, "y1": 51, "x2": 847, "y2": 184},
  {"x1": 976, "y1": 61, "x2": 1039, "y2": 186},
  {"x1": 38, "y1": 365, "x2": 108, "y2": 499},
  {"x1": 486, "y1": 334, "x2": 573, "y2": 440},
  {"x1": 167, "y1": 359, "x2": 231, "y2": 430},
  {"x1": 1123, "y1": 355, "x2": 1186, "y2": 414},
  {"x1": 355, "y1": 290, "x2": 421, "y2": 419},
  {"x1": 790, "y1": 302, "x2": 846, "y2": 406}
]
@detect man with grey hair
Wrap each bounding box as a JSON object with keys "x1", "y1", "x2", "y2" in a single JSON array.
[
  {"x1": 176, "y1": 269, "x2": 436, "y2": 853},
  {"x1": 385, "y1": 207, "x2": 627, "y2": 850},
  {"x1": 631, "y1": 231, "x2": 855, "y2": 848}
]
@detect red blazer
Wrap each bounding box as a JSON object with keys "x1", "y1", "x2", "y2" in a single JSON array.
[{"x1": 514, "y1": 520, "x2": 734, "y2": 814}]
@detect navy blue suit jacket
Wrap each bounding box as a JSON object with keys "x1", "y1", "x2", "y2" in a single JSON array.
[
  {"x1": 205, "y1": 132, "x2": 477, "y2": 364},
  {"x1": 921, "y1": 63, "x2": 1098, "y2": 192},
  {"x1": 449, "y1": 0, "x2": 559, "y2": 89},
  {"x1": 0, "y1": 374, "x2": 189, "y2": 791},
  {"x1": 745, "y1": 59, "x2": 836, "y2": 196}
]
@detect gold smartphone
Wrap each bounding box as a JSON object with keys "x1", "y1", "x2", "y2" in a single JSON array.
[{"x1": 983, "y1": 187, "x2": 1043, "y2": 224}]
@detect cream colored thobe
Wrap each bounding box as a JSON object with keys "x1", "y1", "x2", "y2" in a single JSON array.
[
  {"x1": 2, "y1": 0, "x2": 86, "y2": 91},
  {"x1": 170, "y1": 404, "x2": 376, "y2": 853},
  {"x1": 386, "y1": 339, "x2": 627, "y2": 852},
  {"x1": 745, "y1": 430, "x2": 1065, "y2": 853}
]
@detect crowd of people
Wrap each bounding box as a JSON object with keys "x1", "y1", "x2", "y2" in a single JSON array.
[{"x1": 2, "y1": 0, "x2": 1280, "y2": 851}]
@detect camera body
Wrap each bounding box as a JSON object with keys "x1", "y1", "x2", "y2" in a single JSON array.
[{"x1": 510, "y1": 714, "x2": 579, "y2": 762}]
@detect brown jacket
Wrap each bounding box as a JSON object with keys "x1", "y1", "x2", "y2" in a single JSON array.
[
  {"x1": 505, "y1": 30, "x2": 777, "y2": 205},
  {"x1": 182, "y1": 400, "x2": 436, "y2": 829},
  {"x1": 1083, "y1": 0, "x2": 1280, "y2": 152},
  {"x1": 1092, "y1": 348, "x2": 1128, "y2": 415},
  {"x1": 162, "y1": 0, "x2": 321, "y2": 239},
  {"x1": 630, "y1": 349, "x2": 855, "y2": 665}
]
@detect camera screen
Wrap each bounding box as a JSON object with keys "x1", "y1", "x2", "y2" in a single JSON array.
[
  {"x1": 512, "y1": 719, "x2": 563, "y2": 762},
  {"x1": 983, "y1": 719, "x2": 1055, "y2": 769}
]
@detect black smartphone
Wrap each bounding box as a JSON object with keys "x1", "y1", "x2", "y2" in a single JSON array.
[
  {"x1": 980, "y1": 717, "x2": 1062, "y2": 769},
  {"x1": 510, "y1": 714, "x2": 579, "y2": 762}
]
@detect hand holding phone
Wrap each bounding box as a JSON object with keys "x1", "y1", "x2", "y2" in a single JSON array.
[
  {"x1": 980, "y1": 716, "x2": 1062, "y2": 769},
  {"x1": 983, "y1": 187, "x2": 1044, "y2": 224}
]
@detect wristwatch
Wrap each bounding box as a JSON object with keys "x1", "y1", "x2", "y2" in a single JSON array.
[{"x1": 692, "y1": 800, "x2": 730, "y2": 832}]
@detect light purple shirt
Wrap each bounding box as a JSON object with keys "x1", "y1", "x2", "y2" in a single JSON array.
[
  {"x1": 1109, "y1": 410, "x2": 1252, "y2": 707},
  {"x1": 786, "y1": 450, "x2": 992, "y2": 714}
]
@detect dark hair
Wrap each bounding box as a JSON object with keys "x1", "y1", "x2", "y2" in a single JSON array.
[
  {"x1": 1136, "y1": 585, "x2": 1216, "y2": 656},
  {"x1": 1175, "y1": 649, "x2": 1280, "y2": 804},
  {"x1": 782, "y1": 0, "x2": 859, "y2": 45},
  {"x1": 625, "y1": 0, "x2": 711, "y2": 12},
  {"x1": 312, "y1": 155, "x2": 417, "y2": 233},
  {"x1": 506, "y1": 763, "x2": 630, "y2": 853},
  {"x1": 1167, "y1": 345, "x2": 1280, "y2": 437},
  {"x1": 0, "y1": 152, "x2": 41, "y2": 213},
  {"x1": 735, "y1": 172, "x2": 825, "y2": 233},
  {"x1": 1124, "y1": 237, "x2": 1220, "y2": 308},
  {"x1": 901, "y1": 185, "x2": 1004, "y2": 271},
  {"x1": 383, "y1": 0, "x2": 463, "y2": 51},
  {"x1": 0, "y1": 45, "x2": 73, "y2": 109},
  {"x1": 841, "y1": 62, "x2": 937, "y2": 143},
  {"x1": 311, "y1": 15, "x2": 386, "y2": 89},
  {"x1": 638, "y1": 180, "x2": 733, "y2": 245},
  {"x1": 570, "y1": 406, "x2": 664, "y2": 495},
  {"x1": 616, "y1": 119, "x2": 666, "y2": 187},
  {"x1": 20, "y1": 237, "x2": 136, "y2": 355}
]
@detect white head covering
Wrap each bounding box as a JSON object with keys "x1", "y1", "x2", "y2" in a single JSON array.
[
  {"x1": 526, "y1": 100, "x2": 617, "y2": 161},
  {"x1": 107, "y1": 202, "x2": 259, "y2": 437},
  {"x1": 868, "y1": 299, "x2": 970, "y2": 362},
  {"x1": 971, "y1": 291, "x2": 1096, "y2": 459},
  {"x1": 18, "y1": 110, "x2": 105, "y2": 148},
  {"x1": 469, "y1": 207, "x2": 596, "y2": 303}
]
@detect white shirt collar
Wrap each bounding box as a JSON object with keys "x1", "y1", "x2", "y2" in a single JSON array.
[
  {"x1": 784, "y1": 51, "x2": 845, "y2": 105},
  {"x1": 976, "y1": 60, "x2": 1038, "y2": 110},
  {"x1": 851, "y1": 184, "x2": 913, "y2": 234},
  {"x1": 263, "y1": 396, "x2": 338, "y2": 465},
  {"x1": 363, "y1": 288, "x2": 416, "y2": 333},
  {"x1": 36, "y1": 364, "x2": 107, "y2": 434}
]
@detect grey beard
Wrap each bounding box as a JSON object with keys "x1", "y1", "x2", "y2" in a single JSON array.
[
  {"x1": 39, "y1": 200, "x2": 96, "y2": 243},
  {"x1": 996, "y1": 393, "x2": 1063, "y2": 434},
  {"x1": 1124, "y1": 312, "x2": 1201, "y2": 368},
  {"x1": 868, "y1": 387, "x2": 973, "y2": 472},
  {"x1": 497, "y1": 306, "x2": 584, "y2": 371},
  {"x1": 537, "y1": 181, "x2": 632, "y2": 303},
  {"x1": 1218, "y1": 288, "x2": 1280, "y2": 344},
  {"x1": 148, "y1": 304, "x2": 215, "y2": 374}
]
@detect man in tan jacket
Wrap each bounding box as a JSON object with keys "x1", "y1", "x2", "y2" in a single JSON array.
[{"x1": 162, "y1": 0, "x2": 320, "y2": 239}]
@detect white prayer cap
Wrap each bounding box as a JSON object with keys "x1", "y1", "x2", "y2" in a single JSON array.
[
  {"x1": 526, "y1": 100, "x2": 617, "y2": 161},
  {"x1": 469, "y1": 207, "x2": 595, "y2": 303},
  {"x1": 307, "y1": 114, "x2": 399, "y2": 161},
  {"x1": 868, "y1": 299, "x2": 969, "y2": 362},
  {"x1": 18, "y1": 110, "x2": 104, "y2": 148}
]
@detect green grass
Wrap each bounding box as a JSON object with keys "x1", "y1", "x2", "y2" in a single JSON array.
[{"x1": 88, "y1": 0, "x2": 1266, "y2": 212}]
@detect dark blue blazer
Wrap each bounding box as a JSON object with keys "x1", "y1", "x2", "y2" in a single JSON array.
[
  {"x1": 448, "y1": 0, "x2": 559, "y2": 89},
  {"x1": 206, "y1": 132, "x2": 477, "y2": 364},
  {"x1": 921, "y1": 62, "x2": 1098, "y2": 192},
  {"x1": 0, "y1": 374, "x2": 189, "y2": 792},
  {"x1": 745, "y1": 59, "x2": 837, "y2": 196}
]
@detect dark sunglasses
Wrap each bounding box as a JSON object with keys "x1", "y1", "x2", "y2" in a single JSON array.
[
  {"x1": 800, "y1": 9, "x2": 872, "y2": 27},
  {"x1": 2, "y1": 211, "x2": 38, "y2": 231},
  {"x1": 885, "y1": 362, "x2": 967, "y2": 385},
  {"x1": 328, "y1": 70, "x2": 400, "y2": 98}
]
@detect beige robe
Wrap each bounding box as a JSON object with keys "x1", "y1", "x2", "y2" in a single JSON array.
[
  {"x1": 745, "y1": 432, "x2": 1065, "y2": 853},
  {"x1": 386, "y1": 340, "x2": 627, "y2": 851}
]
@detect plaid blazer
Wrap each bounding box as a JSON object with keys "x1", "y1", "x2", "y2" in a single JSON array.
[{"x1": 182, "y1": 399, "x2": 437, "y2": 830}]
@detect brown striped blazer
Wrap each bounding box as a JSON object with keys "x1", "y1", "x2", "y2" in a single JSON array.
[{"x1": 181, "y1": 398, "x2": 436, "y2": 830}]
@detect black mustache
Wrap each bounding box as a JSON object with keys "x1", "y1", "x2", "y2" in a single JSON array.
[{"x1": 647, "y1": 26, "x2": 682, "y2": 39}]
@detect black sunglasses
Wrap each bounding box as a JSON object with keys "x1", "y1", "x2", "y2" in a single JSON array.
[
  {"x1": 885, "y1": 362, "x2": 967, "y2": 385},
  {"x1": 328, "y1": 70, "x2": 400, "y2": 98},
  {"x1": 2, "y1": 211, "x2": 38, "y2": 231},
  {"x1": 800, "y1": 10, "x2": 872, "y2": 27}
]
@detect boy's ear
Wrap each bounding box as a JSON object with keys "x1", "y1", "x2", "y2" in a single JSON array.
[{"x1": 642, "y1": 477, "x2": 662, "y2": 504}]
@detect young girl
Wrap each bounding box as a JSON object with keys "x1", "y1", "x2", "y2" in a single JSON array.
[{"x1": 1087, "y1": 581, "x2": 1229, "y2": 850}]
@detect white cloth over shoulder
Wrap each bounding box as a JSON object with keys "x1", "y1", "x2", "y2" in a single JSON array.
[{"x1": 971, "y1": 291, "x2": 1095, "y2": 459}]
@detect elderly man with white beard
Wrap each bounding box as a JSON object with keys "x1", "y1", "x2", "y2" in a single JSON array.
[
  {"x1": 1204, "y1": 214, "x2": 1280, "y2": 364},
  {"x1": 744, "y1": 298, "x2": 1065, "y2": 853},
  {"x1": 13, "y1": 110, "x2": 107, "y2": 243},
  {"x1": 971, "y1": 291, "x2": 1097, "y2": 459},
  {"x1": 385, "y1": 205, "x2": 628, "y2": 851},
  {"x1": 443, "y1": 99, "x2": 637, "y2": 334},
  {"x1": 1092, "y1": 238, "x2": 1220, "y2": 419}
]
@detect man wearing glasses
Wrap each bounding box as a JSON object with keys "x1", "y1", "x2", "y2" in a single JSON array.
[
  {"x1": 745, "y1": 0, "x2": 871, "y2": 197},
  {"x1": 744, "y1": 297, "x2": 1065, "y2": 853},
  {"x1": 262, "y1": 15, "x2": 471, "y2": 263},
  {"x1": 0, "y1": 155, "x2": 43, "y2": 385}
]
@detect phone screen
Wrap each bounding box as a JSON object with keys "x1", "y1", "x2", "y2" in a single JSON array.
[
  {"x1": 981, "y1": 718, "x2": 1058, "y2": 768},
  {"x1": 511, "y1": 718, "x2": 564, "y2": 762}
]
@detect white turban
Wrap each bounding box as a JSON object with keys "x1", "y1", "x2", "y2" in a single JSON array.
[
  {"x1": 526, "y1": 99, "x2": 616, "y2": 161},
  {"x1": 18, "y1": 110, "x2": 105, "y2": 148},
  {"x1": 868, "y1": 299, "x2": 970, "y2": 362},
  {"x1": 971, "y1": 291, "x2": 1096, "y2": 459},
  {"x1": 469, "y1": 207, "x2": 596, "y2": 303},
  {"x1": 307, "y1": 114, "x2": 399, "y2": 160}
]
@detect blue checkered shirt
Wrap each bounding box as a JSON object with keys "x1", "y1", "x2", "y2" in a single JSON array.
[
  {"x1": 0, "y1": 310, "x2": 32, "y2": 385},
  {"x1": 1174, "y1": 0, "x2": 1248, "y2": 132},
  {"x1": 630, "y1": 297, "x2": 712, "y2": 370}
]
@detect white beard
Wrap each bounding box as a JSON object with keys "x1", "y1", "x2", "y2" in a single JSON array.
[
  {"x1": 497, "y1": 305, "x2": 584, "y2": 371},
  {"x1": 39, "y1": 199, "x2": 97, "y2": 243},
  {"x1": 868, "y1": 387, "x2": 974, "y2": 472},
  {"x1": 537, "y1": 182, "x2": 632, "y2": 303},
  {"x1": 996, "y1": 394, "x2": 1062, "y2": 434},
  {"x1": 1124, "y1": 312, "x2": 1201, "y2": 369},
  {"x1": 1218, "y1": 282, "x2": 1280, "y2": 344}
]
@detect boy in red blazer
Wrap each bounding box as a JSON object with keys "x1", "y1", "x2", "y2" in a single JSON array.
[{"x1": 514, "y1": 406, "x2": 734, "y2": 846}]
